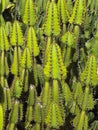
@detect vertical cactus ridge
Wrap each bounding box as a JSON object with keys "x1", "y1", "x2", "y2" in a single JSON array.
[
  {"x1": 74, "y1": 82, "x2": 83, "y2": 107},
  {"x1": 69, "y1": 0, "x2": 86, "y2": 25},
  {"x1": 80, "y1": 55, "x2": 98, "y2": 86},
  {"x1": 28, "y1": 85, "x2": 36, "y2": 106},
  {"x1": 25, "y1": 106, "x2": 33, "y2": 125},
  {"x1": 86, "y1": 93, "x2": 94, "y2": 110},
  {"x1": 66, "y1": 0, "x2": 73, "y2": 16},
  {"x1": 0, "y1": 51, "x2": 9, "y2": 76},
  {"x1": 21, "y1": 47, "x2": 32, "y2": 70},
  {"x1": 0, "y1": 78, "x2": 10, "y2": 111},
  {"x1": 73, "y1": 83, "x2": 94, "y2": 130},
  {"x1": 13, "y1": 77, "x2": 22, "y2": 99},
  {"x1": 0, "y1": 26, "x2": 10, "y2": 51},
  {"x1": 61, "y1": 31, "x2": 75, "y2": 66},
  {"x1": 52, "y1": 80, "x2": 60, "y2": 104},
  {"x1": 45, "y1": 102, "x2": 64, "y2": 129},
  {"x1": 75, "y1": 0, "x2": 86, "y2": 25},
  {"x1": 61, "y1": 31, "x2": 75, "y2": 46},
  {"x1": 73, "y1": 106, "x2": 88, "y2": 130},
  {"x1": 52, "y1": 80, "x2": 65, "y2": 115},
  {"x1": 82, "y1": 86, "x2": 89, "y2": 111},
  {"x1": 73, "y1": 111, "x2": 85, "y2": 130},
  {"x1": 44, "y1": 43, "x2": 67, "y2": 80},
  {"x1": 84, "y1": 114, "x2": 88, "y2": 130},
  {"x1": 8, "y1": 100, "x2": 19, "y2": 130},
  {"x1": 10, "y1": 21, "x2": 24, "y2": 46},
  {"x1": 23, "y1": 0, "x2": 36, "y2": 26},
  {"x1": 27, "y1": 27, "x2": 39, "y2": 56},
  {"x1": 11, "y1": 47, "x2": 21, "y2": 76},
  {"x1": 52, "y1": 44, "x2": 61, "y2": 79},
  {"x1": 52, "y1": 80, "x2": 65, "y2": 120},
  {"x1": 1, "y1": 0, "x2": 9, "y2": 12},
  {"x1": 33, "y1": 101, "x2": 42, "y2": 123},
  {"x1": 33, "y1": 58, "x2": 38, "y2": 86},
  {"x1": 0, "y1": 104, "x2": 3, "y2": 130},
  {"x1": 42, "y1": 1, "x2": 61, "y2": 36},
  {"x1": 69, "y1": 0, "x2": 79, "y2": 24},
  {"x1": 58, "y1": 0, "x2": 69, "y2": 24},
  {"x1": 62, "y1": 82, "x2": 72, "y2": 105},
  {"x1": 10, "y1": 100, "x2": 19, "y2": 123},
  {"x1": 52, "y1": 1, "x2": 61, "y2": 36},
  {"x1": 25, "y1": 85, "x2": 37, "y2": 127},
  {"x1": 70, "y1": 82, "x2": 83, "y2": 114},
  {"x1": 5, "y1": 21, "x2": 12, "y2": 37},
  {"x1": 41, "y1": 81, "x2": 50, "y2": 106},
  {"x1": 21, "y1": 69, "x2": 29, "y2": 92},
  {"x1": 42, "y1": 1, "x2": 52, "y2": 36},
  {"x1": 19, "y1": 102, "x2": 23, "y2": 121},
  {"x1": 3, "y1": 87, "x2": 7, "y2": 112},
  {"x1": 6, "y1": 87, "x2": 12, "y2": 110}
]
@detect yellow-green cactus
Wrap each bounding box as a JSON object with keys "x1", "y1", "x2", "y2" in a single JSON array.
[{"x1": 44, "y1": 42, "x2": 67, "y2": 80}]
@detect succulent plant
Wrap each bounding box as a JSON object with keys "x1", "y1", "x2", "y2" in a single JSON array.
[{"x1": 0, "y1": 0, "x2": 98, "y2": 130}]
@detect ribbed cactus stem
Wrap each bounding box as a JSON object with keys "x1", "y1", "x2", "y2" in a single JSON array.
[
  {"x1": 77, "y1": 86, "x2": 89, "y2": 130},
  {"x1": 74, "y1": 26, "x2": 80, "y2": 60},
  {"x1": 52, "y1": 80, "x2": 59, "y2": 104},
  {"x1": 0, "y1": 104, "x2": 3, "y2": 130},
  {"x1": 63, "y1": 23, "x2": 66, "y2": 33},
  {"x1": 45, "y1": 36, "x2": 51, "y2": 63},
  {"x1": 7, "y1": 100, "x2": 19, "y2": 130},
  {"x1": 77, "y1": 111, "x2": 85, "y2": 130},
  {"x1": 64, "y1": 47, "x2": 71, "y2": 67},
  {"x1": 1, "y1": 76, "x2": 5, "y2": 88},
  {"x1": 41, "y1": 81, "x2": 50, "y2": 106},
  {"x1": 6, "y1": 87, "x2": 12, "y2": 110},
  {"x1": 10, "y1": 100, "x2": 19, "y2": 123},
  {"x1": 21, "y1": 69, "x2": 29, "y2": 92},
  {"x1": 82, "y1": 86, "x2": 89, "y2": 111},
  {"x1": 25, "y1": 85, "x2": 36, "y2": 127}
]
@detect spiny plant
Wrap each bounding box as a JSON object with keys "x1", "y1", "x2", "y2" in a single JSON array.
[
  {"x1": 61, "y1": 31, "x2": 75, "y2": 67},
  {"x1": 42, "y1": 0, "x2": 61, "y2": 36},
  {"x1": 86, "y1": 21, "x2": 98, "y2": 58},
  {"x1": 42, "y1": 42, "x2": 66, "y2": 129},
  {"x1": 1, "y1": 0, "x2": 9, "y2": 12},
  {"x1": 25, "y1": 85, "x2": 37, "y2": 128},
  {"x1": 45, "y1": 101, "x2": 64, "y2": 129},
  {"x1": 26, "y1": 27, "x2": 39, "y2": 56},
  {"x1": 10, "y1": 20, "x2": 23, "y2": 76},
  {"x1": 69, "y1": 0, "x2": 86, "y2": 25},
  {"x1": 44, "y1": 42, "x2": 66, "y2": 80},
  {"x1": 23, "y1": 0, "x2": 36, "y2": 26},
  {"x1": 10, "y1": 20, "x2": 23, "y2": 46},
  {"x1": 0, "y1": 26, "x2": 10, "y2": 51},
  {"x1": 0, "y1": 104, "x2": 3, "y2": 130},
  {"x1": 72, "y1": 55, "x2": 98, "y2": 130},
  {"x1": 80, "y1": 55, "x2": 98, "y2": 86},
  {"x1": 57, "y1": 0, "x2": 69, "y2": 31},
  {"x1": 0, "y1": 0, "x2": 98, "y2": 130},
  {"x1": 20, "y1": 47, "x2": 32, "y2": 92}
]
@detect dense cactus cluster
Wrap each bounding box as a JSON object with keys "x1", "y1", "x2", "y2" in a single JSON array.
[{"x1": 0, "y1": 0, "x2": 98, "y2": 130}]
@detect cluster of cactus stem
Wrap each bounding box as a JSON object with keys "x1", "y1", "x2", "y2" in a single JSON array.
[{"x1": 0, "y1": 0, "x2": 98, "y2": 130}]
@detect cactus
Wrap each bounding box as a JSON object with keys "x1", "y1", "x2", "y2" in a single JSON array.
[
  {"x1": 0, "y1": 0, "x2": 98, "y2": 130},
  {"x1": 42, "y1": 0, "x2": 61, "y2": 36},
  {"x1": 44, "y1": 42, "x2": 67, "y2": 80},
  {"x1": 23, "y1": 0, "x2": 36, "y2": 26},
  {"x1": 0, "y1": 104, "x2": 3, "y2": 130},
  {"x1": 69, "y1": 0, "x2": 86, "y2": 25}
]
